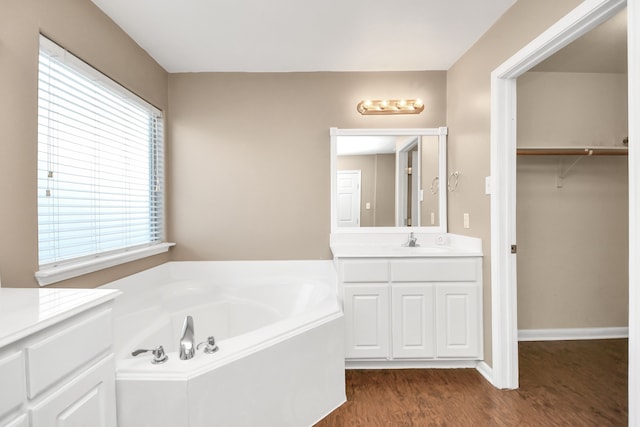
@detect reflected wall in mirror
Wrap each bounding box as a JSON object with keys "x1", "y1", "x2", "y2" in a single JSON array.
[{"x1": 330, "y1": 128, "x2": 447, "y2": 233}]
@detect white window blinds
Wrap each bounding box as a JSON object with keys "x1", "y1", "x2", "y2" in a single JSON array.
[{"x1": 37, "y1": 35, "x2": 165, "y2": 268}]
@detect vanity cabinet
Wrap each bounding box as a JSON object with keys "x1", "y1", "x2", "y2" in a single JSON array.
[
  {"x1": 339, "y1": 256, "x2": 482, "y2": 364},
  {"x1": 0, "y1": 289, "x2": 118, "y2": 427}
]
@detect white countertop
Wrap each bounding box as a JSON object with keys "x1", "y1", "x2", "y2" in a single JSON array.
[
  {"x1": 0, "y1": 288, "x2": 121, "y2": 348},
  {"x1": 330, "y1": 245, "x2": 483, "y2": 258},
  {"x1": 330, "y1": 232, "x2": 484, "y2": 258}
]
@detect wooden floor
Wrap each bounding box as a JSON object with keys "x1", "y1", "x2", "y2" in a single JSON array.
[{"x1": 315, "y1": 339, "x2": 628, "y2": 426}]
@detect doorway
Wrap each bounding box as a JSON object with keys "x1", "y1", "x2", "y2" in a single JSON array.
[
  {"x1": 515, "y1": 8, "x2": 628, "y2": 342},
  {"x1": 489, "y1": 0, "x2": 632, "y2": 391}
]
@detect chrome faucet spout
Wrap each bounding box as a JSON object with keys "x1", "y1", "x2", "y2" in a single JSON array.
[
  {"x1": 179, "y1": 315, "x2": 195, "y2": 360},
  {"x1": 406, "y1": 232, "x2": 418, "y2": 247}
]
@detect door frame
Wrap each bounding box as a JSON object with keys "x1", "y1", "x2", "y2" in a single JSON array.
[{"x1": 489, "y1": 0, "x2": 632, "y2": 393}]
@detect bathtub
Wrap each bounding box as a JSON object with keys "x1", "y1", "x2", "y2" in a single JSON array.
[{"x1": 101, "y1": 261, "x2": 345, "y2": 427}]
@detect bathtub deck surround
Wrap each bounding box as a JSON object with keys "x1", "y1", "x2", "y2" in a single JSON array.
[
  {"x1": 330, "y1": 233, "x2": 484, "y2": 369},
  {"x1": 101, "y1": 260, "x2": 345, "y2": 427},
  {"x1": 0, "y1": 288, "x2": 120, "y2": 427}
]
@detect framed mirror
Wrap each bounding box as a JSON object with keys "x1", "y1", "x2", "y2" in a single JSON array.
[{"x1": 330, "y1": 127, "x2": 448, "y2": 233}]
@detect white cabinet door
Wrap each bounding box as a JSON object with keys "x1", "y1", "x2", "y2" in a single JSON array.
[
  {"x1": 435, "y1": 284, "x2": 481, "y2": 358},
  {"x1": 391, "y1": 284, "x2": 435, "y2": 359},
  {"x1": 30, "y1": 356, "x2": 116, "y2": 427},
  {"x1": 343, "y1": 284, "x2": 389, "y2": 359}
]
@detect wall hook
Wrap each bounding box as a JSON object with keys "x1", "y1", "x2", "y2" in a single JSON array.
[
  {"x1": 448, "y1": 171, "x2": 460, "y2": 192},
  {"x1": 430, "y1": 176, "x2": 439, "y2": 194}
]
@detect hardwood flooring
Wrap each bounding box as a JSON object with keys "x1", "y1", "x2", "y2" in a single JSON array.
[{"x1": 315, "y1": 339, "x2": 627, "y2": 426}]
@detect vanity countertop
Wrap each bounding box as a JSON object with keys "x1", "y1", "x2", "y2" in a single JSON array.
[
  {"x1": 330, "y1": 232, "x2": 484, "y2": 258},
  {"x1": 0, "y1": 287, "x2": 120, "y2": 348},
  {"x1": 330, "y1": 244, "x2": 483, "y2": 258}
]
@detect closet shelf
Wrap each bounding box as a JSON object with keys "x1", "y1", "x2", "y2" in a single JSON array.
[{"x1": 517, "y1": 147, "x2": 628, "y2": 156}]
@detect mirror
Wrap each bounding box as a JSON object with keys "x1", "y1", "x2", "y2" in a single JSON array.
[{"x1": 330, "y1": 127, "x2": 447, "y2": 233}]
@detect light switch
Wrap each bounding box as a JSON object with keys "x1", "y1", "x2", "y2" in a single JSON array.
[
  {"x1": 463, "y1": 213, "x2": 470, "y2": 229},
  {"x1": 365, "y1": 202, "x2": 371, "y2": 210},
  {"x1": 430, "y1": 212, "x2": 435, "y2": 225}
]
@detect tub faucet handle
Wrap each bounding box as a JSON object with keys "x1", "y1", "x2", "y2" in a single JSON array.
[
  {"x1": 197, "y1": 336, "x2": 219, "y2": 354},
  {"x1": 132, "y1": 345, "x2": 168, "y2": 364}
]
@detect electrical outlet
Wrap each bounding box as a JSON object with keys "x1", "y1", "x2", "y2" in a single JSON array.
[{"x1": 463, "y1": 213, "x2": 470, "y2": 229}]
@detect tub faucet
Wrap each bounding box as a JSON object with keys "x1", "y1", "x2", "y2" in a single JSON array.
[
  {"x1": 406, "y1": 232, "x2": 418, "y2": 247},
  {"x1": 179, "y1": 315, "x2": 195, "y2": 360},
  {"x1": 132, "y1": 345, "x2": 168, "y2": 364}
]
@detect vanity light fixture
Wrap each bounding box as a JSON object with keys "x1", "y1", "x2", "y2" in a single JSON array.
[{"x1": 357, "y1": 99, "x2": 424, "y2": 115}]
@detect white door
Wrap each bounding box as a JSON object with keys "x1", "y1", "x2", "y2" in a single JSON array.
[{"x1": 336, "y1": 170, "x2": 361, "y2": 227}]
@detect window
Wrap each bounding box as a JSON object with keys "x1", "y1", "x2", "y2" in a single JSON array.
[{"x1": 36, "y1": 35, "x2": 170, "y2": 285}]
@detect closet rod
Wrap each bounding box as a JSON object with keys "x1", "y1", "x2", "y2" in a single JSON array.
[{"x1": 517, "y1": 147, "x2": 628, "y2": 156}]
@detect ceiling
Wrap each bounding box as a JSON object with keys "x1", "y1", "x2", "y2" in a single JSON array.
[{"x1": 90, "y1": 0, "x2": 516, "y2": 73}]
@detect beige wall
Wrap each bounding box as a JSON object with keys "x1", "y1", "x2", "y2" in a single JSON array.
[
  {"x1": 446, "y1": 0, "x2": 583, "y2": 365},
  {"x1": 167, "y1": 71, "x2": 446, "y2": 260},
  {"x1": 0, "y1": 0, "x2": 169, "y2": 288},
  {"x1": 517, "y1": 71, "x2": 628, "y2": 329}
]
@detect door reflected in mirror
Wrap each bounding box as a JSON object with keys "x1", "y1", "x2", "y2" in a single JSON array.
[{"x1": 331, "y1": 128, "x2": 447, "y2": 233}]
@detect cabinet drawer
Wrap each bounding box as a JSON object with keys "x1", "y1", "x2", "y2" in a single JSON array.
[
  {"x1": 26, "y1": 309, "x2": 112, "y2": 399},
  {"x1": 390, "y1": 258, "x2": 478, "y2": 282},
  {"x1": 0, "y1": 352, "x2": 26, "y2": 420},
  {"x1": 341, "y1": 260, "x2": 388, "y2": 282}
]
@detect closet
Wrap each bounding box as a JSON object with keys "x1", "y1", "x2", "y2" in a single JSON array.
[{"x1": 515, "y1": 8, "x2": 629, "y2": 338}]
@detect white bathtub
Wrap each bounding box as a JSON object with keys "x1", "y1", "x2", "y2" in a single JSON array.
[{"x1": 101, "y1": 261, "x2": 345, "y2": 427}]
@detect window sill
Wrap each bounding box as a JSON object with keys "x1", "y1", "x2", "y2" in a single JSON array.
[{"x1": 35, "y1": 243, "x2": 175, "y2": 286}]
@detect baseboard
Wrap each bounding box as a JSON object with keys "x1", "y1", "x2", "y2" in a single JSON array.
[
  {"x1": 475, "y1": 361, "x2": 493, "y2": 384},
  {"x1": 518, "y1": 327, "x2": 629, "y2": 342},
  {"x1": 345, "y1": 360, "x2": 478, "y2": 369}
]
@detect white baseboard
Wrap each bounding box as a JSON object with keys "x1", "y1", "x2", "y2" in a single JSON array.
[
  {"x1": 518, "y1": 327, "x2": 629, "y2": 342},
  {"x1": 475, "y1": 361, "x2": 493, "y2": 384},
  {"x1": 345, "y1": 360, "x2": 478, "y2": 369}
]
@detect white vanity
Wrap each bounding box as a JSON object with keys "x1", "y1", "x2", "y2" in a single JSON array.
[
  {"x1": 0, "y1": 288, "x2": 120, "y2": 427},
  {"x1": 331, "y1": 234, "x2": 483, "y2": 367},
  {"x1": 330, "y1": 127, "x2": 484, "y2": 368}
]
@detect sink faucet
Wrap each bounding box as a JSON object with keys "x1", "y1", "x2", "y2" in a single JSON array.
[
  {"x1": 179, "y1": 315, "x2": 195, "y2": 360},
  {"x1": 406, "y1": 232, "x2": 418, "y2": 247}
]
